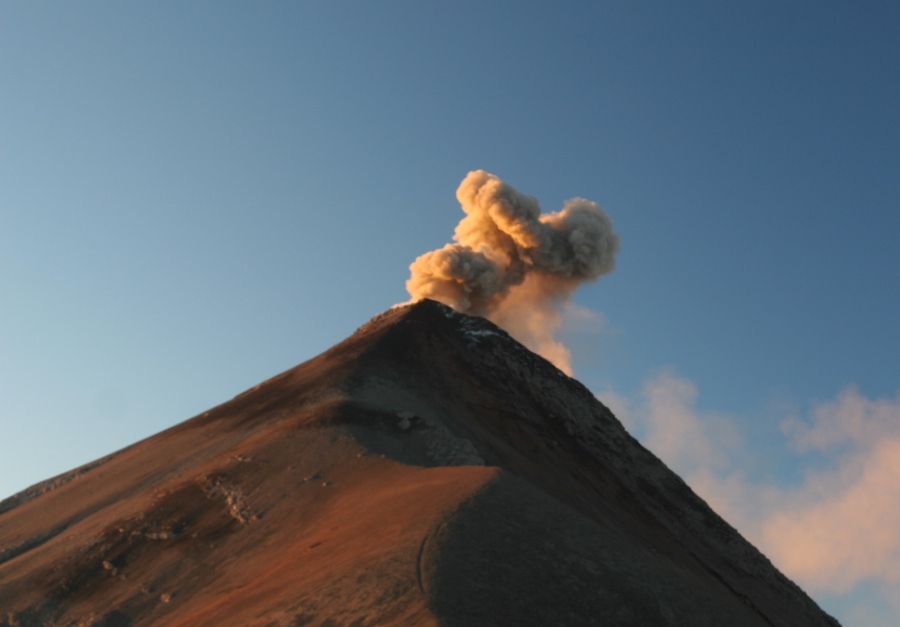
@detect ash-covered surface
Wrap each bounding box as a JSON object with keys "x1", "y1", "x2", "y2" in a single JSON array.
[{"x1": 0, "y1": 299, "x2": 838, "y2": 626}]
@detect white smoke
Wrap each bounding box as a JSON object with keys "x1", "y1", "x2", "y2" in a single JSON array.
[{"x1": 406, "y1": 170, "x2": 620, "y2": 373}]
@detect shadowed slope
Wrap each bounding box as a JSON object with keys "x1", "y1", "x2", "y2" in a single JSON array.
[{"x1": 0, "y1": 300, "x2": 838, "y2": 626}]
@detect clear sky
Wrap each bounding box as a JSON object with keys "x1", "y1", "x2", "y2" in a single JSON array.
[{"x1": 2, "y1": 2, "x2": 898, "y2": 624}]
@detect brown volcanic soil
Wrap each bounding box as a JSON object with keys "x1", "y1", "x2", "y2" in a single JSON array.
[{"x1": 0, "y1": 300, "x2": 839, "y2": 626}]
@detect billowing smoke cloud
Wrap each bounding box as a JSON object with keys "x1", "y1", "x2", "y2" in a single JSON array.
[{"x1": 406, "y1": 170, "x2": 620, "y2": 373}]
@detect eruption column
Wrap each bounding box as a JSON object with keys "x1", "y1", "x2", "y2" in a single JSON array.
[{"x1": 406, "y1": 170, "x2": 620, "y2": 374}]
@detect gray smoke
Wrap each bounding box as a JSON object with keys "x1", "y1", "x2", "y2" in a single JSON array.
[{"x1": 406, "y1": 170, "x2": 620, "y2": 373}]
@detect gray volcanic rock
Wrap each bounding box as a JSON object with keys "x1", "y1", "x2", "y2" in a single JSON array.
[{"x1": 0, "y1": 299, "x2": 838, "y2": 626}]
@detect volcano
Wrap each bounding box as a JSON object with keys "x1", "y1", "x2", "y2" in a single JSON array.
[{"x1": 0, "y1": 300, "x2": 837, "y2": 626}]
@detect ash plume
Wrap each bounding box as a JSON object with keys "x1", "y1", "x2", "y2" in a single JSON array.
[{"x1": 406, "y1": 170, "x2": 620, "y2": 374}]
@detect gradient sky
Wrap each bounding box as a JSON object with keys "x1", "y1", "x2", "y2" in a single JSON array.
[{"x1": 2, "y1": 2, "x2": 899, "y2": 624}]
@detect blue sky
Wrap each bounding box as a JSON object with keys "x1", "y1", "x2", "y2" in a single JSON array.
[{"x1": 2, "y1": 2, "x2": 898, "y2": 624}]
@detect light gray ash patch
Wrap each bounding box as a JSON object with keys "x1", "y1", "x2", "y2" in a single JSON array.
[
  {"x1": 420, "y1": 417, "x2": 484, "y2": 466},
  {"x1": 345, "y1": 370, "x2": 485, "y2": 468}
]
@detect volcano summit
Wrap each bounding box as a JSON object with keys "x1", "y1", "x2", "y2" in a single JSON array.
[{"x1": 0, "y1": 300, "x2": 837, "y2": 626}]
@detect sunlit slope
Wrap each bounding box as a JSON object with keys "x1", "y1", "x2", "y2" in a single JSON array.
[{"x1": 0, "y1": 300, "x2": 838, "y2": 626}]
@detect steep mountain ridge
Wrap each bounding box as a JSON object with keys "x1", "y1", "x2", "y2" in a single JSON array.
[
  {"x1": 0, "y1": 300, "x2": 837, "y2": 626},
  {"x1": 340, "y1": 300, "x2": 834, "y2": 625}
]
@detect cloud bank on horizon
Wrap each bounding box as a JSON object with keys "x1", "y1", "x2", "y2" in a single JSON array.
[{"x1": 406, "y1": 170, "x2": 620, "y2": 374}]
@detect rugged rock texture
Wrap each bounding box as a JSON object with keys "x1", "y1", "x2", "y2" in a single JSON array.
[{"x1": 0, "y1": 299, "x2": 839, "y2": 626}]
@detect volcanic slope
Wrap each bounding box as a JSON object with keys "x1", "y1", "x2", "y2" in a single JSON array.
[{"x1": 0, "y1": 299, "x2": 838, "y2": 626}]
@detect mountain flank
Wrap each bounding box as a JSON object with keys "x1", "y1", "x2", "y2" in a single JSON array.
[{"x1": 0, "y1": 299, "x2": 838, "y2": 626}]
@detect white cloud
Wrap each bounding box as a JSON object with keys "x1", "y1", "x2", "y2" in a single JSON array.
[
  {"x1": 597, "y1": 373, "x2": 900, "y2": 621},
  {"x1": 783, "y1": 385, "x2": 900, "y2": 453}
]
